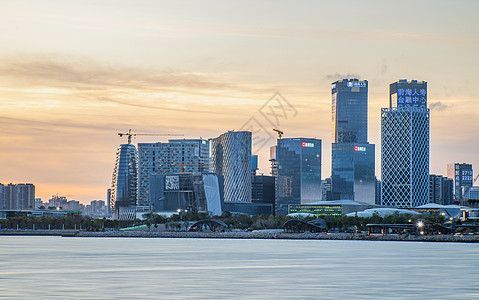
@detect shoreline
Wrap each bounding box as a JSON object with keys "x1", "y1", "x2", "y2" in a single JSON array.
[{"x1": 1, "y1": 230, "x2": 479, "y2": 243}]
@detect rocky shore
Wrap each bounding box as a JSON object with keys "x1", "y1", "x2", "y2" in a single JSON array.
[
  {"x1": 74, "y1": 230, "x2": 479, "y2": 243},
  {"x1": 2, "y1": 230, "x2": 478, "y2": 242}
]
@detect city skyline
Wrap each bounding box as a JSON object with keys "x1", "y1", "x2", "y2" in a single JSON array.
[{"x1": 1, "y1": 1, "x2": 479, "y2": 203}]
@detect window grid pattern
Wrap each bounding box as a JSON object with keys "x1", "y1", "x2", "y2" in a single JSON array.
[{"x1": 381, "y1": 108, "x2": 429, "y2": 208}]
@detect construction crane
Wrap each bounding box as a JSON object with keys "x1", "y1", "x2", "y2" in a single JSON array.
[
  {"x1": 273, "y1": 128, "x2": 284, "y2": 139},
  {"x1": 118, "y1": 129, "x2": 184, "y2": 144}
]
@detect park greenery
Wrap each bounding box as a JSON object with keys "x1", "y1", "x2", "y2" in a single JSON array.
[{"x1": 0, "y1": 210, "x2": 450, "y2": 233}]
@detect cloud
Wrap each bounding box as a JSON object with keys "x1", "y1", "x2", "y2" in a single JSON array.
[
  {"x1": 429, "y1": 101, "x2": 449, "y2": 111},
  {"x1": 0, "y1": 54, "x2": 235, "y2": 91},
  {"x1": 324, "y1": 73, "x2": 362, "y2": 81},
  {"x1": 0, "y1": 54, "x2": 281, "y2": 117}
]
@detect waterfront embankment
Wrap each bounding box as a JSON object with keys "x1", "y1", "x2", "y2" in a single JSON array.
[
  {"x1": 2, "y1": 229, "x2": 478, "y2": 242},
  {"x1": 75, "y1": 230, "x2": 479, "y2": 242}
]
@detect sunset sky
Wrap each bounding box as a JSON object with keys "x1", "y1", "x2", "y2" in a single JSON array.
[{"x1": 1, "y1": 0, "x2": 478, "y2": 204}]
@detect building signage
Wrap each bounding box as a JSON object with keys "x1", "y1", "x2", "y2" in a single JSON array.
[
  {"x1": 346, "y1": 81, "x2": 366, "y2": 88},
  {"x1": 394, "y1": 87, "x2": 427, "y2": 110},
  {"x1": 165, "y1": 175, "x2": 180, "y2": 190},
  {"x1": 289, "y1": 204, "x2": 342, "y2": 217},
  {"x1": 355, "y1": 146, "x2": 366, "y2": 152},
  {"x1": 302, "y1": 142, "x2": 314, "y2": 148}
]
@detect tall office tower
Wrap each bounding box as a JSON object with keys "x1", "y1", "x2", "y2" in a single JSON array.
[
  {"x1": 381, "y1": 80, "x2": 429, "y2": 208},
  {"x1": 375, "y1": 180, "x2": 382, "y2": 205},
  {"x1": 106, "y1": 188, "x2": 112, "y2": 215},
  {"x1": 111, "y1": 144, "x2": 138, "y2": 212},
  {"x1": 330, "y1": 79, "x2": 376, "y2": 203},
  {"x1": 0, "y1": 183, "x2": 35, "y2": 210},
  {"x1": 429, "y1": 174, "x2": 454, "y2": 205},
  {"x1": 252, "y1": 175, "x2": 275, "y2": 213},
  {"x1": 0, "y1": 183, "x2": 3, "y2": 209},
  {"x1": 137, "y1": 139, "x2": 209, "y2": 206},
  {"x1": 211, "y1": 131, "x2": 252, "y2": 203},
  {"x1": 269, "y1": 146, "x2": 278, "y2": 177},
  {"x1": 332, "y1": 79, "x2": 368, "y2": 143},
  {"x1": 321, "y1": 178, "x2": 332, "y2": 201},
  {"x1": 447, "y1": 163, "x2": 474, "y2": 200},
  {"x1": 275, "y1": 138, "x2": 321, "y2": 216}
]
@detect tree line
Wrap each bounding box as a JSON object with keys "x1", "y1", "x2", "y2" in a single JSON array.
[{"x1": 0, "y1": 211, "x2": 448, "y2": 232}]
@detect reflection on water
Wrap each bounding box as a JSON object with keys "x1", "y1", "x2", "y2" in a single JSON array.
[{"x1": 0, "y1": 236, "x2": 478, "y2": 299}]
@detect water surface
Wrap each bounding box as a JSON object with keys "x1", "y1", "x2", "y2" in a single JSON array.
[{"x1": 0, "y1": 236, "x2": 477, "y2": 299}]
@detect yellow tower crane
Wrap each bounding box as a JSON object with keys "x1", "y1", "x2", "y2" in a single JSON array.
[
  {"x1": 273, "y1": 128, "x2": 284, "y2": 139},
  {"x1": 118, "y1": 129, "x2": 184, "y2": 144}
]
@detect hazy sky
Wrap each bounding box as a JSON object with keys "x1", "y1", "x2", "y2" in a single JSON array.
[{"x1": 1, "y1": 0, "x2": 478, "y2": 203}]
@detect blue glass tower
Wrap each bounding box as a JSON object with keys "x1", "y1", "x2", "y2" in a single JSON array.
[
  {"x1": 331, "y1": 79, "x2": 376, "y2": 203},
  {"x1": 381, "y1": 80, "x2": 429, "y2": 208},
  {"x1": 111, "y1": 144, "x2": 138, "y2": 211},
  {"x1": 275, "y1": 138, "x2": 321, "y2": 216}
]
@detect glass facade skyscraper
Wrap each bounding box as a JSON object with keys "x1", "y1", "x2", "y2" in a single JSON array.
[
  {"x1": 211, "y1": 131, "x2": 252, "y2": 203},
  {"x1": 447, "y1": 163, "x2": 473, "y2": 200},
  {"x1": 111, "y1": 144, "x2": 138, "y2": 212},
  {"x1": 332, "y1": 79, "x2": 368, "y2": 144},
  {"x1": 275, "y1": 138, "x2": 321, "y2": 216},
  {"x1": 381, "y1": 80, "x2": 429, "y2": 208},
  {"x1": 330, "y1": 79, "x2": 376, "y2": 203},
  {"x1": 331, "y1": 143, "x2": 376, "y2": 202},
  {"x1": 137, "y1": 139, "x2": 209, "y2": 206}
]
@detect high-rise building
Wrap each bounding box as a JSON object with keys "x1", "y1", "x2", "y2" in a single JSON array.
[
  {"x1": 252, "y1": 175, "x2": 275, "y2": 214},
  {"x1": 375, "y1": 180, "x2": 382, "y2": 205},
  {"x1": 0, "y1": 184, "x2": 3, "y2": 209},
  {"x1": 465, "y1": 186, "x2": 479, "y2": 201},
  {"x1": 321, "y1": 178, "x2": 332, "y2": 201},
  {"x1": 429, "y1": 174, "x2": 454, "y2": 205},
  {"x1": 274, "y1": 138, "x2": 321, "y2": 216},
  {"x1": 447, "y1": 163, "x2": 474, "y2": 200},
  {"x1": 149, "y1": 172, "x2": 222, "y2": 215},
  {"x1": 331, "y1": 79, "x2": 368, "y2": 143},
  {"x1": 381, "y1": 80, "x2": 429, "y2": 208},
  {"x1": 111, "y1": 143, "x2": 138, "y2": 212},
  {"x1": 330, "y1": 79, "x2": 376, "y2": 203},
  {"x1": 0, "y1": 183, "x2": 35, "y2": 210},
  {"x1": 106, "y1": 188, "x2": 111, "y2": 215},
  {"x1": 211, "y1": 131, "x2": 252, "y2": 203},
  {"x1": 269, "y1": 146, "x2": 278, "y2": 177},
  {"x1": 137, "y1": 139, "x2": 209, "y2": 206},
  {"x1": 34, "y1": 198, "x2": 42, "y2": 209},
  {"x1": 85, "y1": 200, "x2": 108, "y2": 217}
]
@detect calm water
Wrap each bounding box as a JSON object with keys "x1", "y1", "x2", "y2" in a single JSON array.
[{"x1": 0, "y1": 237, "x2": 478, "y2": 299}]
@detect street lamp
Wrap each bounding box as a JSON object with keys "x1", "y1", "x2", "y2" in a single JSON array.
[{"x1": 417, "y1": 221, "x2": 424, "y2": 235}]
